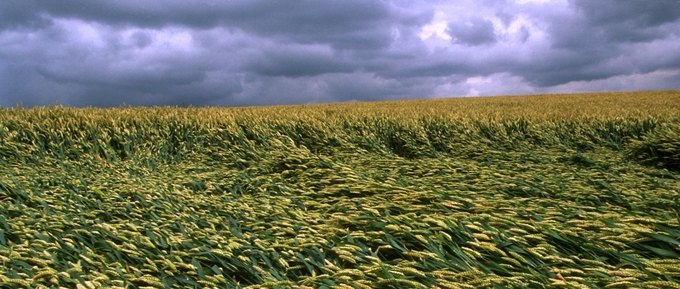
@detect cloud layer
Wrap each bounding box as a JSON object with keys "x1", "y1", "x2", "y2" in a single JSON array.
[{"x1": 1, "y1": 0, "x2": 679, "y2": 107}]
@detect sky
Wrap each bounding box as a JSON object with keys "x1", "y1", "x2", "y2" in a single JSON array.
[{"x1": 1, "y1": 0, "x2": 679, "y2": 108}]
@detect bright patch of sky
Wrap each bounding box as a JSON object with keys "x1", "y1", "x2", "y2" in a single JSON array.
[{"x1": 419, "y1": 10, "x2": 451, "y2": 41}]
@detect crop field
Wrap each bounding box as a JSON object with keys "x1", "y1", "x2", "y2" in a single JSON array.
[{"x1": 1, "y1": 90, "x2": 680, "y2": 288}]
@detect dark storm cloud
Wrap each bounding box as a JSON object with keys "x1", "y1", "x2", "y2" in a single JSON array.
[
  {"x1": 517, "y1": 26, "x2": 530, "y2": 43},
  {"x1": 505, "y1": 0, "x2": 680, "y2": 87},
  {"x1": 548, "y1": 0, "x2": 680, "y2": 51},
  {"x1": 572, "y1": 0, "x2": 680, "y2": 43},
  {"x1": 0, "y1": 0, "x2": 438, "y2": 107},
  {"x1": 446, "y1": 17, "x2": 497, "y2": 46},
  {"x1": 0, "y1": 0, "x2": 679, "y2": 108},
  {"x1": 244, "y1": 45, "x2": 357, "y2": 78},
  {"x1": 0, "y1": 0, "x2": 430, "y2": 51},
  {"x1": 130, "y1": 31, "x2": 152, "y2": 49}
]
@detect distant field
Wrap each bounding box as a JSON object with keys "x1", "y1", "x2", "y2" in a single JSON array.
[{"x1": 1, "y1": 90, "x2": 679, "y2": 288}]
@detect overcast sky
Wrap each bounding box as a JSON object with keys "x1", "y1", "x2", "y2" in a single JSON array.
[{"x1": 1, "y1": 0, "x2": 679, "y2": 107}]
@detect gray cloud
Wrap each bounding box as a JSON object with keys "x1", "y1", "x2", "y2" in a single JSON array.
[
  {"x1": 1, "y1": 0, "x2": 679, "y2": 108},
  {"x1": 446, "y1": 17, "x2": 497, "y2": 46},
  {"x1": 517, "y1": 26, "x2": 530, "y2": 43},
  {"x1": 510, "y1": 0, "x2": 680, "y2": 87},
  {"x1": 0, "y1": 1, "x2": 431, "y2": 51},
  {"x1": 244, "y1": 45, "x2": 357, "y2": 78},
  {"x1": 573, "y1": 0, "x2": 680, "y2": 39}
]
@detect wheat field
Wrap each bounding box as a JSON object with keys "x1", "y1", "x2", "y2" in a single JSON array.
[{"x1": 1, "y1": 90, "x2": 679, "y2": 288}]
